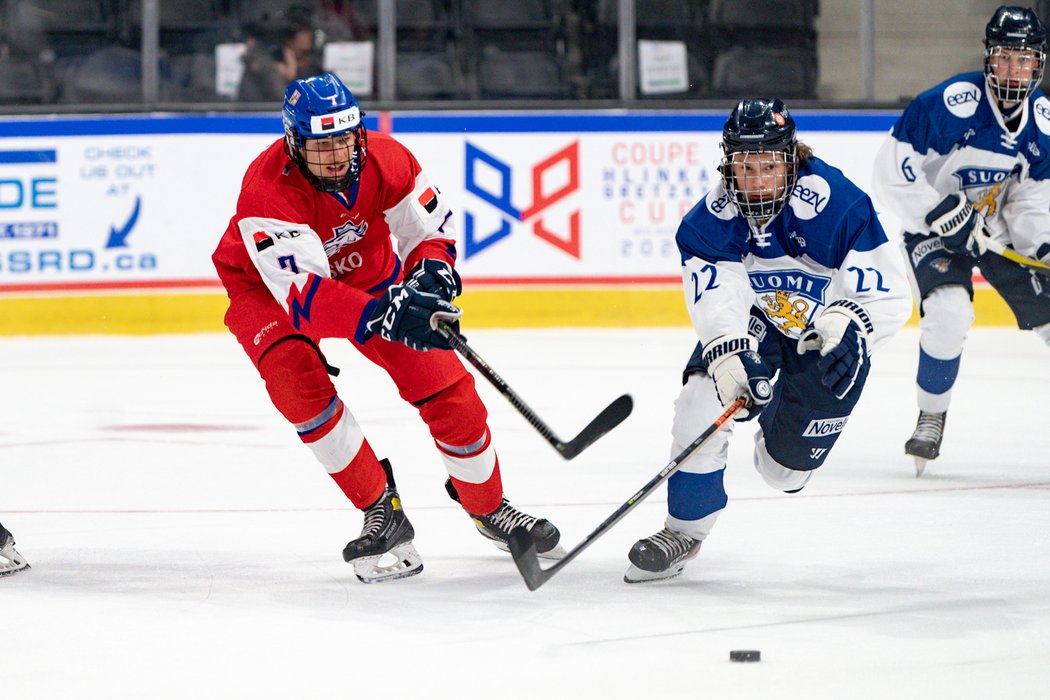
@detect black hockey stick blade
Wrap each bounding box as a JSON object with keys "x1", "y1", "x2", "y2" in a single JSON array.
[
  {"x1": 555, "y1": 394, "x2": 633, "y2": 460},
  {"x1": 508, "y1": 527, "x2": 548, "y2": 591},
  {"x1": 436, "y1": 321, "x2": 632, "y2": 460}
]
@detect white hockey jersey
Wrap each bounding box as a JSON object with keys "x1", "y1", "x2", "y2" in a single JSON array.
[
  {"x1": 873, "y1": 70, "x2": 1050, "y2": 261},
  {"x1": 678, "y1": 156, "x2": 911, "y2": 352}
]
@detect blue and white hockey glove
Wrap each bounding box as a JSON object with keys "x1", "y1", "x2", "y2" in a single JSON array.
[
  {"x1": 405, "y1": 259, "x2": 462, "y2": 303},
  {"x1": 1037, "y1": 242, "x2": 1050, "y2": 265},
  {"x1": 366, "y1": 283, "x2": 461, "y2": 352},
  {"x1": 926, "y1": 193, "x2": 986, "y2": 258},
  {"x1": 702, "y1": 335, "x2": 773, "y2": 421},
  {"x1": 797, "y1": 301, "x2": 872, "y2": 400}
]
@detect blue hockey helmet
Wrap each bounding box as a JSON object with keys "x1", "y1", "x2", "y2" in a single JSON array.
[
  {"x1": 282, "y1": 72, "x2": 368, "y2": 193},
  {"x1": 984, "y1": 5, "x2": 1047, "y2": 103},
  {"x1": 719, "y1": 98, "x2": 798, "y2": 225}
]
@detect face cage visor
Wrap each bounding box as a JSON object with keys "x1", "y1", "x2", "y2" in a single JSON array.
[
  {"x1": 285, "y1": 125, "x2": 367, "y2": 194},
  {"x1": 720, "y1": 148, "x2": 797, "y2": 225},
  {"x1": 985, "y1": 44, "x2": 1046, "y2": 104}
]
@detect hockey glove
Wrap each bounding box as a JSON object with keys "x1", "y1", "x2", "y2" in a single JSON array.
[
  {"x1": 702, "y1": 335, "x2": 773, "y2": 421},
  {"x1": 405, "y1": 259, "x2": 462, "y2": 303},
  {"x1": 926, "y1": 193, "x2": 985, "y2": 257},
  {"x1": 1037, "y1": 242, "x2": 1050, "y2": 265},
  {"x1": 366, "y1": 284, "x2": 462, "y2": 352},
  {"x1": 797, "y1": 302, "x2": 871, "y2": 400}
]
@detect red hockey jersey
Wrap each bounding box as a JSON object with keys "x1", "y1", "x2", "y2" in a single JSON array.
[{"x1": 212, "y1": 132, "x2": 456, "y2": 343}]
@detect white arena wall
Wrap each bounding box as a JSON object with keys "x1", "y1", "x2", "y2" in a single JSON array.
[{"x1": 0, "y1": 111, "x2": 1010, "y2": 334}]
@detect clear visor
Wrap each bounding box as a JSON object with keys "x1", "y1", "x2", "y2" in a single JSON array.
[
  {"x1": 721, "y1": 149, "x2": 797, "y2": 224},
  {"x1": 985, "y1": 45, "x2": 1046, "y2": 104}
]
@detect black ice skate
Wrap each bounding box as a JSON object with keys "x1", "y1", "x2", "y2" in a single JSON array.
[
  {"x1": 342, "y1": 460, "x2": 423, "y2": 583},
  {"x1": 623, "y1": 527, "x2": 701, "y2": 583},
  {"x1": 445, "y1": 479, "x2": 565, "y2": 559},
  {"x1": 0, "y1": 523, "x2": 29, "y2": 577},
  {"x1": 905, "y1": 410, "x2": 947, "y2": 477}
]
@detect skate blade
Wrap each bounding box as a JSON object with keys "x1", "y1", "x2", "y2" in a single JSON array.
[
  {"x1": 623, "y1": 563, "x2": 686, "y2": 584},
  {"x1": 913, "y1": 455, "x2": 928, "y2": 477},
  {"x1": 351, "y1": 543, "x2": 423, "y2": 584},
  {"x1": 0, "y1": 546, "x2": 30, "y2": 577}
]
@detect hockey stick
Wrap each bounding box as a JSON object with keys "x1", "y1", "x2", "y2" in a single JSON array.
[
  {"x1": 977, "y1": 227, "x2": 1050, "y2": 274},
  {"x1": 436, "y1": 322, "x2": 633, "y2": 460},
  {"x1": 507, "y1": 397, "x2": 747, "y2": 590}
]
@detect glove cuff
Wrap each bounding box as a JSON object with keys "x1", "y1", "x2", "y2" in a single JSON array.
[
  {"x1": 825, "y1": 299, "x2": 874, "y2": 337},
  {"x1": 702, "y1": 334, "x2": 756, "y2": 368}
]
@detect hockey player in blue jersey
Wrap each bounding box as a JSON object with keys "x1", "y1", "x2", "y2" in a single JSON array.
[
  {"x1": 873, "y1": 5, "x2": 1050, "y2": 476},
  {"x1": 624, "y1": 98, "x2": 911, "y2": 583},
  {"x1": 0, "y1": 522, "x2": 28, "y2": 577}
]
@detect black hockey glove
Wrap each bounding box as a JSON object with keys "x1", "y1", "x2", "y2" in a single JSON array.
[
  {"x1": 926, "y1": 193, "x2": 985, "y2": 258},
  {"x1": 797, "y1": 303, "x2": 871, "y2": 400},
  {"x1": 366, "y1": 284, "x2": 461, "y2": 352},
  {"x1": 405, "y1": 259, "x2": 462, "y2": 303},
  {"x1": 702, "y1": 335, "x2": 773, "y2": 421}
]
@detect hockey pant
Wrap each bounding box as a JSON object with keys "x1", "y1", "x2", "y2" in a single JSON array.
[{"x1": 226, "y1": 287, "x2": 504, "y2": 516}]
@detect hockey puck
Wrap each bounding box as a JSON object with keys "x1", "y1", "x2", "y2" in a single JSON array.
[{"x1": 729, "y1": 650, "x2": 761, "y2": 662}]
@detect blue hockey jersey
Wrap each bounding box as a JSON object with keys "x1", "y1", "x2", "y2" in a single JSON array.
[
  {"x1": 677, "y1": 155, "x2": 911, "y2": 350},
  {"x1": 874, "y1": 70, "x2": 1050, "y2": 260}
]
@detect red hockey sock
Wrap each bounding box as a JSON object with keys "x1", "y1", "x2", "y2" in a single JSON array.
[
  {"x1": 418, "y1": 374, "x2": 504, "y2": 515},
  {"x1": 259, "y1": 339, "x2": 386, "y2": 509}
]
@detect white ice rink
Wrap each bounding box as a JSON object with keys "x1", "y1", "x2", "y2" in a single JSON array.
[{"x1": 1, "y1": 326, "x2": 1048, "y2": 699}]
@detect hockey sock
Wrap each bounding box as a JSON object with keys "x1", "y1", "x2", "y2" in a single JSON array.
[
  {"x1": 916, "y1": 286, "x2": 971, "y2": 413},
  {"x1": 916, "y1": 343, "x2": 961, "y2": 413},
  {"x1": 418, "y1": 374, "x2": 504, "y2": 515},
  {"x1": 260, "y1": 339, "x2": 386, "y2": 509}
]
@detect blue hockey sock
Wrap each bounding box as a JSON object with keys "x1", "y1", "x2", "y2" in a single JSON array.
[
  {"x1": 917, "y1": 344, "x2": 961, "y2": 396},
  {"x1": 668, "y1": 468, "x2": 728, "y2": 523}
]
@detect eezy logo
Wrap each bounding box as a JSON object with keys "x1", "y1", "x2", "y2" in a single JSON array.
[{"x1": 463, "y1": 141, "x2": 581, "y2": 258}]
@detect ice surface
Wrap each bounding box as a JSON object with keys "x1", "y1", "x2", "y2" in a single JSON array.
[{"x1": 1, "y1": 328, "x2": 1048, "y2": 698}]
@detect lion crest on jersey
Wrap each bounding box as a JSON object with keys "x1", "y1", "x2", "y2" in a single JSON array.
[
  {"x1": 324, "y1": 219, "x2": 368, "y2": 257},
  {"x1": 749, "y1": 269, "x2": 831, "y2": 338},
  {"x1": 761, "y1": 290, "x2": 811, "y2": 332}
]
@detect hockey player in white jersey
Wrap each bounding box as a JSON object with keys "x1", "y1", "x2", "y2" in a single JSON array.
[
  {"x1": 0, "y1": 522, "x2": 28, "y2": 577},
  {"x1": 625, "y1": 98, "x2": 911, "y2": 583},
  {"x1": 873, "y1": 5, "x2": 1050, "y2": 475}
]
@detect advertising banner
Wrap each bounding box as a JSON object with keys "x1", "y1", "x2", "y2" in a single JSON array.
[{"x1": 0, "y1": 112, "x2": 899, "y2": 293}]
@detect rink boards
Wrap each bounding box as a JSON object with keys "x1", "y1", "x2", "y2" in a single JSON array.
[{"x1": 0, "y1": 112, "x2": 1014, "y2": 334}]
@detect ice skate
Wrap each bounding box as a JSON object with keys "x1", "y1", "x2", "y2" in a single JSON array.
[
  {"x1": 342, "y1": 460, "x2": 423, "y2": 583},
  {"x1": 905, "y1": 411, "x2": 946, "y2": 477},
  {"x1": 445, "y1": 480, "x2": 565, "y2": 559},
  {"x1": 0, "y1": 524, "x2": 29, "y2": 577},
  {"x1": 624, "y1": 527, "x2": 701, "y2": 583}
]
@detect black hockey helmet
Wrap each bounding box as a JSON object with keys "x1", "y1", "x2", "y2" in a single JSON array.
[
  {"x1": 720, "y1": 98, "x2": 798, "y2": 225},
  {"x1": 984, "y1": 5, "x2": 1047, "y2": 103}
]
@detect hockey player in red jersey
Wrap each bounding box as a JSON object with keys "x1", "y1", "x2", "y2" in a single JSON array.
[{"x1": 212, "y1": 72, "x2": 562, "y2": 583}]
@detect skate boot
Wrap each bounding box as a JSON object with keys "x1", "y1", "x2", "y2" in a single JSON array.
[
  {"x1": 445, "y1": 479, "x2": 565, "y2": 559},
  {"x1": 624, "y1": 527, "x2": 701, "y2": 583},
  {"x1": 0, "y1": 523, "x2": 29, "y2": 577},
  {"x1": 342, "y1": 459, "x2": 423, "y2": 583},
  {"x1": 904, "y1": 411, "x2": 946, "y2": 477}
]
